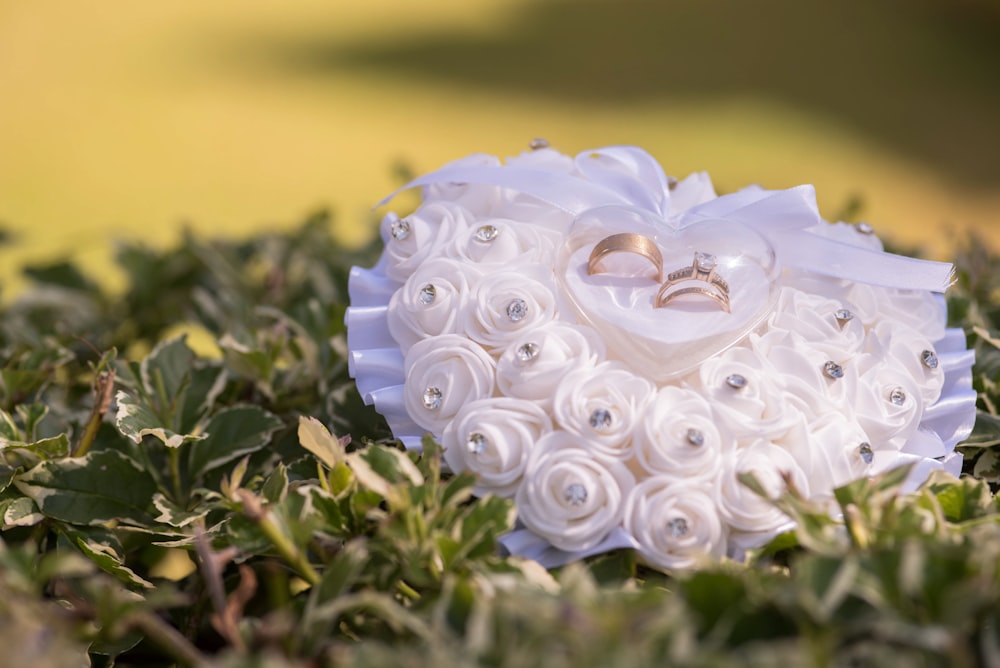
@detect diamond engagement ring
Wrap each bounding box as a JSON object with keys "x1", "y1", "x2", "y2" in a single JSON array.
[
  {"x1": 655, "y1": 252, "x2": 731, "y2": 313},
  {"x1": 587, "y1": 233, "x2": 664, "y2": 283}
]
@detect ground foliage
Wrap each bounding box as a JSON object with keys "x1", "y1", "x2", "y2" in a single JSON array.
[{"x1": 1, "y1": 213, "x2": 1000, "y2": 667}]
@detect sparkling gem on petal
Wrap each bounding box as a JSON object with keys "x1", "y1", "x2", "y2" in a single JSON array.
[
  {"x1": 666, "y1": 517, "x2": 690, "y2": 537},
  {"x1": 694, "y1": 251, "x2": 717, "y2": 272},
  {"x1": 564, "y1": 483, "x2": 588, "y2": 506},
  {"x1": 685, "y1": 428, "x2": 705, "y2": 447},
  {"x1": 422, "y1": 386, "x2": 443, "y2": 410},
  {"x1": 475, "y1": 225, "x2": 499, "y2": 243},
  {"x1": 823, "y1": 361, "x2": 844, "y2": 379},
  {"x1": 834, "y1": 309, "x2": 855, "y2": 327},
  {"x1": 467, "y1": 432, "x2": 488, "y2": 456},
  {"x1": 390, "y1": 218, "x2": 411, "y2": 241},
  {"x1": 515, "y1": 342, "x2": 539, "y2": 363},
  {"x1": 589, "y1": 408, "x2": 613, "y2": 430},
  {"x1": 418, "y1": 284, "x2": 436, "y2": 305},
  {"x1": 889, "y1": 386, "x2": 907, "y2": 406},
  {"x1": 921, "y1": 349, "x2": 939, "y2": 369},
  {"x1": 506, "y1": 298, "x2": 528, "y2": 322},
  {"x1": 858, "y1": 442, "x2": 874, "y2": 465},
  {"x1": 855, "y1": 222, "x2": 874, "y2": 235},
  {"x1": 725, "y1": 373, "x2": 747, "y2": 389},
  {"x1": 529, "y1": 137, "x2": 550, "y2": 150}
]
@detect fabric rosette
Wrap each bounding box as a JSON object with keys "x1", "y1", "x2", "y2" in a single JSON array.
[{"x1": 347, "y1": 142, "x2": 977, "y2": 571}]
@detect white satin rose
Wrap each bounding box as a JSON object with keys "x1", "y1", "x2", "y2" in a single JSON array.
[
  {"x1": 693, "y1": 345, "x2": 793, "y2": 442},
  {"x1": 444, "y1": 217, "x2": 562, "y2": 268},
  {"x1": 553, "y1": 362, "x2": 655, "y2": 460},
  {"x1": 801, "y1": 411, "x2": 875, "y2": 496},
  {"x1": 461, "y1": 268, "x2": 560, "y2": 355},
  {"x1": 851, "y1": 356, "x2": 924, "y2": 450},
  {"x1": 768, "y1": 288, "x2": 866, "y2": 364},
  {"x1": 403, "y1": 335, "x2": 496, "y2": 435},
  {"x1": 624, "y1": 478, "x2": 727, "y2": 570},
  {"x1": 387, "y1": 258, "x2": 482, "y2": 354},
  {"x1": 846, "y1": 284, "x2": 947, "y2": 342},
  {"x1": 633, "y1": 386, "x2": 729, "y2": 481},
  {"x1": 515, "y1": 431, "x2": 635, "y2": 552},
  {"x1": 716, "y1": 439, "x2": 810, "y2": 541},
  {"x1": 495, "y1": 322, "x2": 606, "y2": 409},
  {"x1": 382, "y1": 202, "x2": 475, "y2": 282},
  {"x1": 865, "y1": 320, "x2": 944, "y2": 405},
  {"x1": 422, "y1": 152, "x2": 502, "y2": 215},
  {"x1": 442, "y1": 397, "x2": 552, "y2": 498}
]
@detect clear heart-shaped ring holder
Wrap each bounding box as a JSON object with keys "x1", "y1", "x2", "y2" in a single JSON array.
[{"x1": 556, "y1": 206, "x2": 780, "y2": 381}]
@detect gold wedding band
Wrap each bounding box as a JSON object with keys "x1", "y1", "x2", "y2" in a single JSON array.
[
  {"x1": 587, "y1": 233, "x2": 663, "y2": 282},
  {"x1": 655, "y1": 252, "x2": 731, "y2": 313}
]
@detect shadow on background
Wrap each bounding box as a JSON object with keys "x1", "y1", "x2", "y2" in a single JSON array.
[{"x1": 246, "y1": 0, "x2": 1000, "y2": 189}]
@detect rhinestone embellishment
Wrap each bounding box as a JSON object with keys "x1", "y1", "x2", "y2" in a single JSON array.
[
  {"x1": 685, "y1": 428, "x2": 705, "y2": 447},
  {"x1": 564, "y1": 483, "x2": 588, "y2": 506},
  {"x1": 834, "y1": 309, "x2": 855, "y2": 327},
  {"x1": 529, "y1": 137, "x2": 550, "y2": 150},
  {"x1": 506, "y1": 298, "x2": 528, "y2": 322},
  {"x1": 418, "y1": 284, "x2": 436, "y2": 305},
  {"x1": 666, "y1": 517, "x2": 690, "y2": 537},
  {"x1": 467, "y1": 432, "x2": 488, "y2": 456},
  {"x1": 422, "y1": 386, "x2": 443, "y2": 410},
  {"x1": 823, "y1": 361, "x2": 844, "y2": 379},
  {"x1": 390, "y1": 218, "x2": 411, "y2": 241},
  {"x1": 515, "y1": 342, "x2": 539, "y2": 364},
  {"x1": 921, "y1": 349, "x2": 939, "y2": 369},
  {"x1": 889, "y1": 386, "x2": 907, "y2": 406},
  {"x1": 855, "y1": 222, "x2": 874, "y2": 235},
  {"x1": 858, "y1": 442, "x2": 874, "y2": 465},
  {"x1": 725, "y1": 374, "x2": 747, "y2": 389},
  {"x1": 589, "y1": 408, "x2": 613, "y2": 430},
  {"x1": 475, "y1": 225, "x2": 499, "y2": 243}
]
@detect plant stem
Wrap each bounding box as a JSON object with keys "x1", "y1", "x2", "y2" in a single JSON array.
[
  {"x1": 238, "y1": 490, "x2": 321, "y2": 586},
  {"x1": 129, "y1": 610, "x2": 208, "y2": 667}
]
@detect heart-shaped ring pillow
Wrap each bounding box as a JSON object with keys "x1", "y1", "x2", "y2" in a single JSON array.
[{"x1": 346, "y1": 144, "x2": 975, "y2": 569}]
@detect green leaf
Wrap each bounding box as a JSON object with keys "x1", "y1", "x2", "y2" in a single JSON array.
[
  {"x1": 141, "y1": 335, "x2": 196, "y2": 409},
  {"x1": 1, "y1": 495, "x2": 43, "y2": 528},
  {"x1": 59, "y1": 525, "x2": 154, "y2": 588},
  {"x1": 297, "y1": 416, "x2": 345, "y2": 469},
  {"x1": 151, "y1": 492, "x2": 210, "y2": 528},
  {"x1": 177, "y1": 365, "x2": 227, "y2": 435},
  {"x1": 187, "y1": 405, "x2": 283, "y2": 480},
  {"x1": 114, "y1": 390, "x2": 205, "y2": 448},
  {"x1": 262, "y1": 462, "x2": 288, "y2": 504},
  {"x1": 14, "y1": 450, "x2": 158, "y2": 526}
]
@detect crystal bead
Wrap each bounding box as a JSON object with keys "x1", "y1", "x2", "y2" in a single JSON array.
[
  {"x1": 506, "y1": 298, "x2": 528, "y2": 322},
  {"x1": 694, "y1": 251, "x2": 717, "y2": 272},
  {"x1": 858, "y1": 442, "x2": 874, "y2": 465},
  {"x1": 823, "y1": 361, "x2": 844, "y2": 379},
  {"x1": 564, "y1": 483, "x2": 588, "y2": 506},
  {"x1": 529, "y1": 137, "x2": 550, "y2": 150},
  {"x1": 889, "y1": 386, "x2": 907, "y2": 406},
  {"x1": 685, "y1": 428, "x2": 705, "y2": 447},
  {"x1": 589, "y1": 408, "x2": 613, "y2": 430},
  {"x1": 422, "y1": 386, "x2": 443, "y2": 410},
  {"x1": 475, "y1": 225, "x2": 499, "y2": 243},
  {"x1": 921, "y1": 349, "x2": 939, "y2": 369},
  {"x1": 390, "y1": 218, "x2": 411, "y2": 241},
  {"x1": 418, "y1": 284, "x2": 436, "y2": 305},
  {"x1": 515, "y1": 342, "x2": 539, "y2": 363},
  {"x1": 834, "y1": 309, "x2": 855, "y2": 327},
  {"x1": 467, "y1": 432, "x2": 488, "y2": 456},
  {"x1": 666, "y1": 517, "x2": 690, "y2": 537},
  {"x1": 855, "y1": 222, "x2": 874, "y2": 235},
  {"x1": 725, "y1": 374, "x2": 747, "y2": 389}
]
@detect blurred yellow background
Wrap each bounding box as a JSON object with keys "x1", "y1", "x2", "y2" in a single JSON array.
[{"x1": 1, "y1": 0, "x2": 998, "y2": 294}]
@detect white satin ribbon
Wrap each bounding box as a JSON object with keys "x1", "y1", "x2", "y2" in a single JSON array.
[{"x1": 380, "y1": 146, "x2": 954, "y2": 293}]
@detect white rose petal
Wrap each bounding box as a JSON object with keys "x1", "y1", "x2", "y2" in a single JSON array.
[
  {"x1": 387, "y1": 258, "x2": 482, "y2": 354},
  {"x1": 865, "y1": 320, "x2": 944, "y2": 406},
  {"x1": 553, "y1": 362, "x2": 655, "y2": 460},
  {"x1": 442, "y1": 397, "x2": 552, "y2": 498},
  {"x1": 461, "y1": 268, "x2": 560, "y2": 355},
  {"x1": 847, "y1": 284, "x2": 947, "y2": 341},
  {"x1": 768, "y1": 288, "x2": 866, "y2": 363},
  {"x1": 624, "y1": 477, "x2": 727, "y2": 570},
  {"x1": 495, "y1": 322, "x2": 606, "y2": 409},
  {"x1": 633, "y1": 386, "x2": 730, "y2": 481},
  {"x1": 403, "y1": 335, "x2": 496, "y2": 435},
  {"x1": 515, "y1": 431, "x2": 635, "y2": 552},
  {"x1": 383, "y1": 202, "x2": 475, "y2": 282},
  {"x1": 444, "y1": 218, "x2": 562, "y2": 268},
  {"x1": 852, "y1": 359, "x2": 923, "y2": 450},
  {"x1": 717, "y1": 439, "x2": 810, "y2": 537}
]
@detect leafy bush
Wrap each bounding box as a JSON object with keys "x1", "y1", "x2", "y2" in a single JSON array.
[{"x1": 1, "y1": 212, "x2": 999, "y2": 667}]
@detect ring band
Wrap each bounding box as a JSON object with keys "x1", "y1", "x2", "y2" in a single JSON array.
[
  {"x1": 655, "y1": 252, "x2": 731, "y2": 313},
  {"x1": 587, "y1": 233, "x2": 663, "y2": 283}
]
